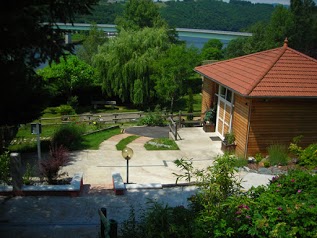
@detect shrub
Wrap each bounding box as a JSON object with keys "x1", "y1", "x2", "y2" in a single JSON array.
[
  {"x1": 224, "y1": 132, "x2": 235, "y2": 145},
  {"x1": 67, "y1": 96, "x2": 79, "y2": 109},
  {"x1": 51, "y1": 123, "x2": 84, "y2": 150},
  {"x1": 254, "y1": 153, "x2": 264, "y2": 164},
  {"x1": 192, "y1": 170, "x2": 317, "y2": 237},
  {"x1": 57, "y1": 104, "x2": 76, "y2": 115},
  {"x1": 298, "y1": 143, "x2": 317, "y2": 168},
  {"x1": 233, "y1": 156, "x2": 248, "y2": 168},
  {"x1": 23, "y1": 163, "x2": 35, "y2": 185},
  {"x1": 138, "y1": 110, "x2": 165, "y2": 126},
  {"x1": 267, "y1": 143, "x2": 289, "y2": 166},
  {"x1": 0, "y1": 151, "x2": 11, "y2": 185},
  {"x1": 40, "y1": 144, "x2": 69, "y2": 184},
  {"x1": 120, "y1": 201, "x2": 193, "y2": 238}
]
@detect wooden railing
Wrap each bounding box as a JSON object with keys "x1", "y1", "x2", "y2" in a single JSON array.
[{"x1": 39, "y1": 111, "x2": 144, "y2": 126}]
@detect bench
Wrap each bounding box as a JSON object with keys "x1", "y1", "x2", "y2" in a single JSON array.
[
  {"x1": 112, "y1": 172, "x2": 125, "y2": 195},
  {"x1": 91, "y1": 100, "x2": 116, "y2": 109}
]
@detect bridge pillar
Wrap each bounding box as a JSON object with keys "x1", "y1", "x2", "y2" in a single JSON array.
[{"x1": 65, "y1": 33, "x2": 72, "y2": 44}]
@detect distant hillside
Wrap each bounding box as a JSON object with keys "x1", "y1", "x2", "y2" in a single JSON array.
[{"x1": 75, "y1": 0, "x2": 275, "y2": 32}]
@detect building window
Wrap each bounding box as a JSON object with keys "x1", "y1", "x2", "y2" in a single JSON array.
[{"x1": 219, "y1": 86, "x2": 232, "y2": 103}]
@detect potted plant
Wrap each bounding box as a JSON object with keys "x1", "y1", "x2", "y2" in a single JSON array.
[
  {"x1": 203, "y1": 107, "x2": 216, "y2": 132},
  {"x1": 221, "y1": 132, "x2": 236, "y2": 152}
]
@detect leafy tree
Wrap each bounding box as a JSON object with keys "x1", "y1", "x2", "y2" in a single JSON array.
[
  {"x1": 93, "y1": 27, "x2": 171, "y2": 107},
  {"x1": 201, "y1": 39, "x2": 224, "y2": 60},
  {"x1": 115, "y1": 0, "x2": 168, "y2": 32},
  {"x1": 38, "y1": 55, "x2": 98, "y2": 104},
  {"x1": 153, "y1": 44, "x2": 200, "y2": 112},
  {"x1": 290, "y1": 0, "x2": 317, "y2": 56},
  {"x1": 0, "y1": 0, "x2": 98, "y2": 126},
  {"x1": 224, "y1": 37, "x2": 248, "y2": 59},
  {"x1": 77, "y1": 23, "x2": 108, "y2": 65},
  {"x1": 265, "y1": 5, "x2": 295, "y2": 49},
  {"x1": 225, "y1": 2, "x2": 317, "y2": 59}
]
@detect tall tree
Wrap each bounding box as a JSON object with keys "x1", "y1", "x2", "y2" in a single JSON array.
[
  {"x1": 153, "y1": 44, "x2": 200, "y2": 112},
  {"x1": 77, "y1": 23, "x2": 108, "y2": 65},
  {"x1": 37, "y1": 55, "x2": 98, "y2": 104},
  {"x1": 201, "y1": 39, "x2": 224, "y2": 60},
  {"x1": 115, "y1": 0, "x2": 167, "y2": 32},
  {"x1": 225, "y1": 1, "x2": 317, "y2": 59},
  {"x1": 0, "y1": 0, "x2": 98, "y2": 126},
  {"x1": 290, "y1": 0, "x2": 317, "y2": 56},
  {"x1": 93, "y1": 27, "x2": 171, "y2": 107}
]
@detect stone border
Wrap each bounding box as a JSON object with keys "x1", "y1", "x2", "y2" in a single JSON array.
[{"x1": 0, "y1": 172, "x2": 83, "y2": 197}]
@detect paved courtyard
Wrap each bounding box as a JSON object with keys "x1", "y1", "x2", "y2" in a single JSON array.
[
  {"x1": 0, "y1": 127, "x2": 274, "y2": 238},
  {"x1": 58, "y1": 126, "x2": 223, "y2": 187}
]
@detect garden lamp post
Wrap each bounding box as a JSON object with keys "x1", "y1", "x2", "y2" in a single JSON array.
[{"x1": 122, "y1": 147, "x2": 133, "y2": 184}]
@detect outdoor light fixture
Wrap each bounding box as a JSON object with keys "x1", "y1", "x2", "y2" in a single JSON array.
[{"x1": 122, "y1": 147, "x2": 133, "y2": 184}]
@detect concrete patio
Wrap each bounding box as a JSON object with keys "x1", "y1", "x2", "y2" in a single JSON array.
[{"x1": 60, "y1": 127, "x2": 223, "y2": 187}]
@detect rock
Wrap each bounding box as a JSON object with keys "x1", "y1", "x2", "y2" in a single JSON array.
[
  {"x1": 258, "y1": 167, "x2": 273, "y2": 175},
  {"x1": 243, "y1": 166, "x2": 250, "y2": 172},
  {"x1": 248, "y1": 157, "x2": 256, "y2": 164}
]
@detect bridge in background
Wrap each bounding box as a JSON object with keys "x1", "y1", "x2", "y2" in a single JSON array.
[{"x1": 56, "y1": 23, "x2": 252, "y2": 47}]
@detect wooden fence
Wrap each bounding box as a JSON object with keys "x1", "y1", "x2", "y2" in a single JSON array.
[{"x1": 39, "y1": 111, "x2": 145, "y2": 126}]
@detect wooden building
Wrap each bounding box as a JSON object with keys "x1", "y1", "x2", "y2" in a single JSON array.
[{"x1": 195, "y1": 40, "x2": 317, "y2": 158}]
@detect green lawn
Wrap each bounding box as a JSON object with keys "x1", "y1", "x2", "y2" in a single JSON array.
[
  {"x1": 80, "y1": 127, "x2": 121, "y2": 150},
  {"x1": 116, "y1": 135, "x2": 140, "y2": 150}
]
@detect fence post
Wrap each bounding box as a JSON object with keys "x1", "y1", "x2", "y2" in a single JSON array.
[
  {"x1": 175, "y1": 123, "x2": 177, "y2": 141},
  {"x1": 109, "y1": 219, "x2": 118, "y2": 238},
  {"x1": 100, "y1": 208, "x2": 107, "y2": 238},
  {"x1": 178, "y1": 111, "x2": 182, "y2": 128}
]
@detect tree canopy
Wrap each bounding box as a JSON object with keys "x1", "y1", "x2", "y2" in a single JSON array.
[
  {"x1": 77, "y1": 23, "x2": 108, "y2": 65},
  {"x1": 225, "y1": 1, "x2": 317, "y2": 59},
  {"x1": 115, "y1": 0, "x2": 168, "y2": 32},
  {"x1": 153, "y1": 44, "x2": 201, "y2": 112},
  {"x1": 38, "y1": 55, "x2": 98, "y2": 104},
  {"x1": 75, "y1": 0, "x2": 274, "y2": 32},
  {"x1": 0, "y1": 0, "x2": 98, "y2": 125},
  {"x1": 201, "y1": 39, "x2": 224, "y2": 60},
  {"x1": 93, "y1": 27, "x2": 171, "y2": 107}
]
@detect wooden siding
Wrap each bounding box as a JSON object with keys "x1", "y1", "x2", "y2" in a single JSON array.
[
  {"x1": 201, "y1": 77, "x2": 218, "y2": 119},
  {"x1": 247, "y1": 99, "x2": 317, "y2": 156},
  {"x1": 232, "y1": 95, "x2": 250, "y2": 157}
]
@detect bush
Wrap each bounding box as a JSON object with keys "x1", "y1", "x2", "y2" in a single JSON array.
[
  {"x1": 40, "y1": 144, "x2": 70, "y2": 184},
  {"x1": 120, "y1": 202, "x2": 193, "y2": 238},
  {"x1": 233, "y1": 156, "x2": 248, "y2": 168},
  {"x1": 0, "y1": 151, "x2": 11, "y2": 185},
  {"x1": 57, "y1": 104, "x2": 76, "y2": 115},
  {"x1": 298, "y1": 143, "x2": 317, "y2": 168},
  {"x1": 267, "y1": 143, "x2": 289, "y2": 166},
  {"x1": 51, "y1": 123, "x2": 84, "y2": 150},
  {"x1": 138, "y1": 110, "x2": 165, "y2": 126}
]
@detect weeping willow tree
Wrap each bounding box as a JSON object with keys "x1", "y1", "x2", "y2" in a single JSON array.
[{"x1": 93, "y1": 27, "x2": 171, "y2": 107}]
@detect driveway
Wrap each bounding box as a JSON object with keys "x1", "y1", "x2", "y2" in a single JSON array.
[{"x1": 125, "y1": 126, "x2": 170, "y2": 138}]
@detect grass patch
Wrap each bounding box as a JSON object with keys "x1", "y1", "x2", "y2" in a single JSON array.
[
  {"x1": 80, "y1": 127, "x2": 121, "y2": 150},
  {"x1": 116, "y1": 135, "x2": 140, "y2": 150},
  {"x1": 144, "y1": 138, "x2": 179, "y2": 150},
  {"x1": 267, "y1": 143, "x2": 289, "y2": 166},
  {"x1": 233, "y1": 156, "x2": 248, "y2": 168}
]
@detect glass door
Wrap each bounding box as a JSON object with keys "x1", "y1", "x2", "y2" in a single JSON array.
[{"x1": 216, "y1": 86, "x2": 233, "y2": 139}]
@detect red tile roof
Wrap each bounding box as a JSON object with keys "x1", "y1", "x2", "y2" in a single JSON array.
[{"x1": 195, "y1": 43, "x2": 317, "y2": 97}]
